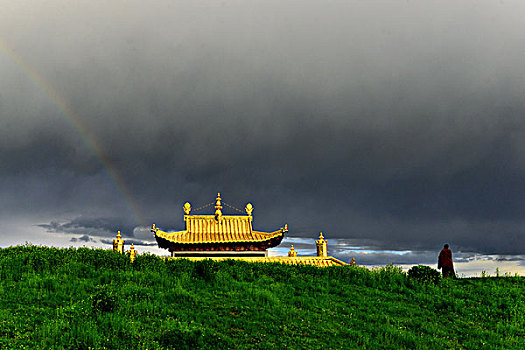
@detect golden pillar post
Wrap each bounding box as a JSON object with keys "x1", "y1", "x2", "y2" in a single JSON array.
[
  {"x1": 288, "y1": 245, "x2": 297, "y2": 257},
  {"x1": 127, "y1": 243, "x2": 137, "y2": 263},
  {"x1": 316, "y1": 232, "x2": 327, "y2": 257},
  {"x1": 113, "y1": 231, "x2": 125, "y2": 254}
]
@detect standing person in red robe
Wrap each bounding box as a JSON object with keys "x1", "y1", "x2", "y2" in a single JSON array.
[{"x1": 438, "y1": 244, "x2": 456, "y2": 278}]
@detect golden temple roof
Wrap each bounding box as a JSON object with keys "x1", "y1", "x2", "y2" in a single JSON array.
[
  {"x1": 154, "y1": 216, "x2": 285, "y2": 244},
  {"x1": 152, "y1": 193, "x2": 287, "y2": 245},
  {"x1": 166, "y1": 256, "x2": 348, "y2": 267}
]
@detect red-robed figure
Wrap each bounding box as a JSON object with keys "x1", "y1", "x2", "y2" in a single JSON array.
[{"x1": 438, "y1": 244, "x2": 455, "y2": 278}]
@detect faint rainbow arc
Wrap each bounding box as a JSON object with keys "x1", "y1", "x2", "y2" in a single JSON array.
[{"x1": 0, "y1": 38, "x2": 145, "y2": 227}]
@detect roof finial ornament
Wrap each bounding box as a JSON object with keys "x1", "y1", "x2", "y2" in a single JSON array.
[
  {"x1": 215, "y1": 192, "x2": 223, "y2": 221},
  {"x1": 183, "y1": 202, "x2": 191, "y2": 215},
  {"x1": 245, "y1": 203, "x2": 253, "y2": 216},
  {"x1": 151, "y1": 223, "x2": 158, "y2": 235}
]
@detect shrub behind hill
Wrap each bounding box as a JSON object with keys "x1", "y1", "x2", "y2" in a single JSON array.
[{"x1": 408, "y1": 265, "x2": 441, "y2": 284}]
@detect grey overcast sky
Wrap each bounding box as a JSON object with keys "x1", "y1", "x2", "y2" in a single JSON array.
[{"x1": 1, "y1": 1, "x2": 525, "y2": 272}]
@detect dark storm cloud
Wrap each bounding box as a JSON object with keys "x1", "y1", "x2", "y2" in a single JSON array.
[
  {"x1": 39, "y1": 217, "x2": 137, "y2": 238},
  {"x1": 2, "y1": 1, "x2": 525, "y2": 260},
  {"x1": 493, "y1": 256, "x2": 525, "y2": 262},
  {"x1": 42, "y1": 217, "x2": 157, "y2": 248},
  {"x1": 70, "y1": 235, "x2": 95, "y2": 243}
]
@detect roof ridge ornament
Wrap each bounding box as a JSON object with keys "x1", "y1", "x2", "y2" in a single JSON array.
[
  {"x1": 183, "y1": 202, "x2": 191, "y2": 215},
  {"x1": 245, "y1": 203, "x2": 253, "y2": 216},
  {"x1": 214, "y1": 192, "x2": 223, "y2": 221}
]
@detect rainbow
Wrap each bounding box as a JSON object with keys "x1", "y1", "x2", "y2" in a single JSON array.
[{"x1": 0, "y1": 38, "x2": 145, "y2": 227}]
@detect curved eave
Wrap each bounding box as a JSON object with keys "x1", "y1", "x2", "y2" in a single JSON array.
[{"x1": 154, "y1": 229, "x2": 285, "y2": 245}]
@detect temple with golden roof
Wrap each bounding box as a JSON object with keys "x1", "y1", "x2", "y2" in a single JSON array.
[
  {"x1": 150, "y1": 193, "x2": 349, "y2": 267},
  {"x1": 151, "y1": 193, "x2": 287, "y2": 257}
]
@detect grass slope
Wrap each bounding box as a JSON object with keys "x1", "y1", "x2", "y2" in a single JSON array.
[{"x1": 0, "y1": 245, "x2": 523, "y2": 349}]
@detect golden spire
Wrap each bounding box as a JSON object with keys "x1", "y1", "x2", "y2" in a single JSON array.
[
  {"x1": 183, "y1": 202, "x2": 192, "y2": 215},
  {"x1": 214, "y1": 192, "x2": 223, "y2": 221}
]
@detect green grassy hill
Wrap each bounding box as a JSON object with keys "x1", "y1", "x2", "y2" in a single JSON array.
[{"x1": 0, "y1": 245, "x2": 523, "y2": 349}]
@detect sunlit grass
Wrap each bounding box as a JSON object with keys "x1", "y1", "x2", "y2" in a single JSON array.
[{"x1": 0, "y1": 245, "x2": 523, "y2": 349}]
